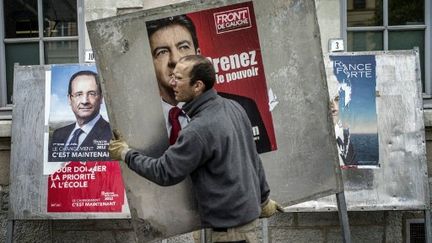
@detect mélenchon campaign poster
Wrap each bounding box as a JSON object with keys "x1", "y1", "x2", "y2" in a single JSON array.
[
  {"x1": 146, "y1": 1, "x2": 277, "y2": 153},
  {"x1": 43, "y1": 64, "x2": 126, "y2": 213},
  {"x1": 330, "y1": 55, "x2": 379, "y2": 168}
]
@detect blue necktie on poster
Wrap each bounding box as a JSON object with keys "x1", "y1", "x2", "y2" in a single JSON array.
[{"x1": 67, "y1": 128, "x2": 84, "y2": 150}]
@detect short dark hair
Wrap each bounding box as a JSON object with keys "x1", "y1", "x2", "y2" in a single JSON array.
[
  {"x1": 180, "y1": 55, "x2": 215, "y2": 91},
  {"x1": 146, "y1": 15, "x2": 199, "y2": 51},
  {"x1": 68, "y1": 70, "x2": 101, "y2": 95}
]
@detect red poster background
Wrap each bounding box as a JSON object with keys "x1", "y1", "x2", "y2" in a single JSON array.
[
  {"x1": 48, "y1": 161, "x2": 125, "y2": 212},
  {"x1": 187, "y1": 2, "x2": 277, "y2": 151}
]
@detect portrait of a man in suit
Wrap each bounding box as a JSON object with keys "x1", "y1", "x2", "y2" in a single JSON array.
[
  {"x1": 331, "y1": 94, "x2": 357, "y2": 166},
  {"x1": 48, "y1": 70, "x2": 112, "y2": 162},
  {"x1": 146, "y1": 15, "x2": 271, "y2": 153}
]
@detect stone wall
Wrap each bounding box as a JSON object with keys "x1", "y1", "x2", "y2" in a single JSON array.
[{"x1": 0, "y1": 137, "x2": 10, "y2": 242}]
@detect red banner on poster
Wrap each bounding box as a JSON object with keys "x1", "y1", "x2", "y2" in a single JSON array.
[
  {"x1": 48, "y1": 161, "x2": 125, "y2": 212},
  {"x1": 187, "y1": 2, "x2": 277, "y2": 153}
]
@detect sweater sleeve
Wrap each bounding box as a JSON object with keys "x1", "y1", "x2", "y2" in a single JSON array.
[
  {"x1": 255, "y1": 153, "x2": 270, "y2": 204},
  {"x1": 124, "y1": 129, "x2": 208, "y2": 186}
]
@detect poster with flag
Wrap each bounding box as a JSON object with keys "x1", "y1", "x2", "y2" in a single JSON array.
[{"x1": 330, "y1": 55, "x2": 379, "y2": 168}]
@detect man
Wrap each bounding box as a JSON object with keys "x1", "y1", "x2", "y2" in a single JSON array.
[
  {"x1": 330, "y1": 94, "x2": 357, "y2": 166},
  {"x1": 109, "y1": 55, "x2": 282, "y2": 242},
  {"x1": 49, "y1": 70, "x2": 111, "y2": 162},
  {"x1": 146, "y1": 15, "x2": 196, "y2": 142},
  {"x1": 146, "y1": 15, "x2": 271, "y2": 152}
]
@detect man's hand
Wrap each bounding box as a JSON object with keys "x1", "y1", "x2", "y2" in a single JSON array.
[
  {"x1": 260, "y1": 199, "x2": 284, "y2": 218},
  {"x1": 109, "y1": 129, "x2": 130, "y2": 161}
]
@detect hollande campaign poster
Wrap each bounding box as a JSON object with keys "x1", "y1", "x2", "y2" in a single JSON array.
[
  {"x1": 43, "y1": 64, "x2": 126, "y2": 213},
  {"x1": 46, "y1": 64, "x2": 110, "y2": 163},
  {"x1": 330, "y1": 55, "x2": 379, "y2": 168},
  {"x1": 146, "y1": 1, "x2": 277, "y2": 153}
]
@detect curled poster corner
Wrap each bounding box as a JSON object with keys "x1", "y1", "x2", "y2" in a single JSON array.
[{"x1": 268, "y1": 88, "x2": 279, "y2": 111}]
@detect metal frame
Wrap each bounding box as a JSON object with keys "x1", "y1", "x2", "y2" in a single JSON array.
[
  {"x1": 340, "y1": 0, "x2": 347, "y2": 42},
  {"x1": 78, "y1": 0, "x2": 85, "y2": 63},
  {"x1": 0, "y1": 0, "x2": 84, "y2": 108},
  {"x1": 425, "y1": 210, "x2": 432, "y2": 243},
  {"x1": 342, "y1": 0, "x2": 431, "y2": 95},
  {"x1": 6, "y1": 219, "x2": 13, "y2": 243},
  {"x1": 426, "y1": 0, "x2": 432, "y2": 96},
  {"x1": 0, "y1": 0, "x2": 7, "y2": 107},
  {"x1": 336, "y1": 192, "x2": 352, "y2": 243},
  {"x1": 262, "y1": 218, "x2": 269, "y2": 243}
]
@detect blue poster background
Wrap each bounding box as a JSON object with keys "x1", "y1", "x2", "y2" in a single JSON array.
[
  {"x1": 331, "y1": 55, "x2": 379, "y2": 166},
  {"x1": 50, "y1": 64, "x2": 108, "y2": 125}
]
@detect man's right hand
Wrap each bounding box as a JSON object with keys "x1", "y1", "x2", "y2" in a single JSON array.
[
  {"x1": 260, "y1": 198, "x2": 284, "y2": 218},
  {"x1": 109, "y1": 129, "x2": 130, "y2": 161}
]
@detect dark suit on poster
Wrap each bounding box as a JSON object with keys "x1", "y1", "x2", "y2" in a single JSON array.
[
  {"x1": 219, "y1": 92, "x2": 271, "y2": 153},
  {"x1": 49, "y1": 116, "x2": 112, "y2": 162},
  {"x1": 337, "y1": 128, "x2": 357, "y2": 165}
]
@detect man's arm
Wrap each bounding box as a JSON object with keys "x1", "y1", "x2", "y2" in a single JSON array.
[{"x1": 111, "y1": 129, "x2": 208, "y2": 186}]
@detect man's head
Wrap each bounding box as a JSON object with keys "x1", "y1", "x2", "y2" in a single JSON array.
[
  {"x1": 170, "y1": 55, "x2": 215, "y2": 103},
  {"x1": 330, "y1": 95, "x2": 340, "y2": 124},
  {"x1": 146, "y1": 15, "x2": 200, "y2": 104},
  {"x1": 67, "y1": 70, "x2": 103, "y2": 126}
]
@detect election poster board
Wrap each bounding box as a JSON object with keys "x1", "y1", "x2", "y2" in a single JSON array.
[
  {"x1": 45, "y1": 64, "x2": 111, "y2": 165},
  {"x1": 87, "y1": 0, "x2": 342, "y2": 240},
  {"x1": 10, "y1": 64, "x2": 130, "y2": 219},
  {"x1": 187, "y1": 2, "x2": 277, "y2": 153},
  {"x1": 146, "y1": 1, "x2": 277, "y2": 154},
  {"x1": 330, "y1": 55, "x2": 379, "y2": 168},
  {"x1": 286, "y1": 50, "x2": 429, "y2": 212},
  {"x1": 43, "y1": 64, "x2": 127, "y2": 213}
]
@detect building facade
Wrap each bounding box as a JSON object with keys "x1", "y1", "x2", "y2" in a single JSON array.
[{"x1": 0, "y1": 0, "x2": 431, "y2": 242}]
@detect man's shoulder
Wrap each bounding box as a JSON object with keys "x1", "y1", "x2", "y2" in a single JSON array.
[
  {"x1": 184, "y1": 103, "x2": 228, "y2": 135},
  {"x1": 53, "y1": 123, "x2": 75, "y2": 135},
  {"x1": 89, "y1": 116, "x2": 112, "y2": 139},
  {"x1": 95, "y1": 116, "x2": 110, "y2": 128},
  {"x1": 51, "y1": 123, "x2": 75, "y2": 142}
]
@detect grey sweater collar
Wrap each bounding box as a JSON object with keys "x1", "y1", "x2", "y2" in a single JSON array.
[{"x1": 183, "y1": 89, "x2": 218, "y2": 118}]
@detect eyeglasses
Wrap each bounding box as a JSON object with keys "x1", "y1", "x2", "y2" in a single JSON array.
[
  {"x1": 70, "y1": 91, "x2": 99, "y2": 99},
  {"x1": 169, "y1": 74, "x2": 190, "y2": 83}
]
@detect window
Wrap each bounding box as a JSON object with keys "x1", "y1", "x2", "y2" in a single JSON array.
[
  {"x1": 343, "y1": 0, "x2": 431, "y2": 95},
  {"x1": 0, "y1": 0, "x2": 84, "y2": 108},
  {"x1": 353, "y1": 0, "x2": 367, "y2": 10},
  {"x1": 406, "y1": 218, "x2": 425, "y2": 243}
]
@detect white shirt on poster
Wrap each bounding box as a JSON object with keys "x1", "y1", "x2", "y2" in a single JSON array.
[{"x1": 161, "y1": 100, "x2": 189, "y2": 135}]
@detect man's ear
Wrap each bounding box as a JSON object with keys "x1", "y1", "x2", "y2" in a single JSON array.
[
  {"x1": 194, "y1": 80, "x2": 205, "y2": 93},
  {"x1": 68, "y1": 95, "x2": 72, "y2": 106},
  {"x1": 196, "y1": 48, "x2": 201, "y2": 55}
]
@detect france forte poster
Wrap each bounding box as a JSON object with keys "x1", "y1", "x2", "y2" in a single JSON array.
[{"x1": 330, "y1": 55, "x2": 379, "y2": 168}]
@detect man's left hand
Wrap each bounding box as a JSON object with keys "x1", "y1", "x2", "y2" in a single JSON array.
[
  {"x1": 260, "y1": 199, "x2": 284, "y2": 218},
  {"x1": 109, "y1": 129, "x2": 130, "y2": 161}
]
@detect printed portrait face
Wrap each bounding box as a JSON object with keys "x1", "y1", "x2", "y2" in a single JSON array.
[
  {"x1": 68, "y1": 74, "x2": 102, "y2": 125},
  {"x1": 331, "y1": 95, "x2": 340, "y2": 117},
  {"x1": 149, "y1": 24, "x2": 199, "y2": 93}
]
